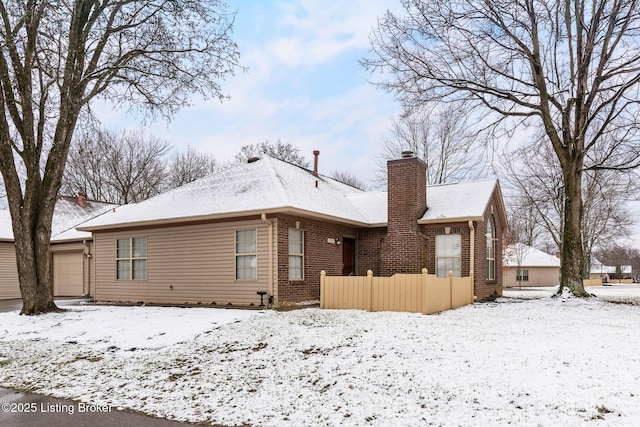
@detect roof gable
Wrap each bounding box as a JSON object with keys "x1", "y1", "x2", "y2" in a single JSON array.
[{"x1": 419, "y1": 180, "x2": 503, "y2": 223}]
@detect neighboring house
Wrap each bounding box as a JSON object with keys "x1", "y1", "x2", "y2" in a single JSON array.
[
  {"x1": 78, "y1": 152, "x2": 508, "y2": 306},
  {"x1": 590, "y1": 260, "x2": 633, "y2": 281},
  {"x1": 503, "y1": 243, "x2": 560, "y2": 287},
  {"x1": 590, "y1": 259, "x2": 615, "y2": 281},
  {"x1": 0, "y1": 194, "x2": 117, "y2": 300}
]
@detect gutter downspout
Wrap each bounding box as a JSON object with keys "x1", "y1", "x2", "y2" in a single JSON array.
[
  {"x1": 261, "y1": 213, "x2": 274, "y2": 301},
  {"x1": 83, "y1": 239, "x2": 91, "y2": 297},
  {"x1": 469, "y1": 220, "x2": 475, "y2": 299}
]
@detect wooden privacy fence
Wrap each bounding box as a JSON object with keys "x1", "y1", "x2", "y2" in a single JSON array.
[
  {"x1": 320, "y1": 269, "x2": 474, "y2": 315},
  {"x1": 584, "y1": 278, "x2": 634, "y2": 286},
  {"x1": 583, "y1": 278, "x2": 602, "y2": 287}
]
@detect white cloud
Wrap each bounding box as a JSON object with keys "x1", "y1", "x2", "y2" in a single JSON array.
[
  {"x1": 92, "y1": 0, "x2": 402, "y2": 187},
  {"x1": 242, "y1": 0, "x2": 396, "y2": 71}
]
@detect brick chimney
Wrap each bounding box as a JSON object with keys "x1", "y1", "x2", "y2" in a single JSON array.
[
  {"x1": 313, "y1": 150, "x2": 320, "y2": 177},
  {"x1": 379, "y1": 151, "x2": 428, "y2": 275}
]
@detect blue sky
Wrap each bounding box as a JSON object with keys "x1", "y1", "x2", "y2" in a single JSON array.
[{"x1": 98, "y1": 0, "x2": 402, "y2": 187}]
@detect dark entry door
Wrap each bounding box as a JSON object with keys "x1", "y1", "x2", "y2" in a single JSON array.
[{"x1": 342, "y1": 238, "x2": 355, "y2": 276}]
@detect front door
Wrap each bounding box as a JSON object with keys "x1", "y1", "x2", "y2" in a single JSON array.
[{"x1": 342, "y1": 238, "x2": 355, "y2": 276}]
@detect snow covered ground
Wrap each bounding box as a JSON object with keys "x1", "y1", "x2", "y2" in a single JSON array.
[{"x1": 1, "y1": 287, "x2": 639, "y2": 426}]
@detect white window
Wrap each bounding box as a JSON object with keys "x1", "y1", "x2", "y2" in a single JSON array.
[
  {"x1": 235, "y1": 229, "x2": 257, "y2": 280},
  {"x1": 516, "y1": 269, "x2": 529, "y2": 281},
  {"x1": 436, "y1": 234, "x2": 461, "y2": 277},
  {"x1": 288, "y1": 228, "x2": 304, "y2": 280},
  {"x1": 486, "y1": 216, "x2": 497, "y2": 281},
  {"x1": 116, "y1": 237, "x2": 147, "y2": 280}
]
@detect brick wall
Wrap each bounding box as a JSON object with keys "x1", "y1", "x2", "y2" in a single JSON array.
[
  {"x1": 275, "y1": 216, "x2": 357, "y2": 303},
  {"x1": 473, "y1": 190, "x2": 505, "y2": 300},
  {"x1": 355, "y1": 227, "x2": 386, "y2": 275}
]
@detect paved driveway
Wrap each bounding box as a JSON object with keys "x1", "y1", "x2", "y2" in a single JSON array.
[
  {"x1": 0, "y1": 388, "x2": 195, "y2": 427},
  {"x1": 0, "y1": 299, "x2": 23, "y2": 313}
]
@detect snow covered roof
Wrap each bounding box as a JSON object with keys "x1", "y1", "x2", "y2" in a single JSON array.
[
  {"x1": 0, "y1": 196, "x2": 117, "y2": 242},
  {"x1": 78, "y1": 156, "x2": 501, "y2": 231},
  {"x1": 590, "y1": 259, "x2": 615, "y2": 274},
  {"x1": 590, "y1": 259, "x2": 632, "y2": 275},
  {"x1": 420, "y1": 180, "x2": 500, "y2": 223},
  {"x1": 503, "y1": 243, "x2": 561, "y2": 268}
]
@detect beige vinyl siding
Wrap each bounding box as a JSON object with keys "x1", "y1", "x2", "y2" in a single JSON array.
[
  {"x1": 504, "y1": 266, "x2": 560, "y2": 287},
  {"x1": 93, "y1": 219, "x2": 272, "y2": 305},
  {"x1": 0, "y1": 242, "x2": 20, "y2": 299}
]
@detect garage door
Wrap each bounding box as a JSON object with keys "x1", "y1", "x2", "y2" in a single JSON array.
[{"x1": 53, "y1": 252, "x2": 84, "y2": 296}]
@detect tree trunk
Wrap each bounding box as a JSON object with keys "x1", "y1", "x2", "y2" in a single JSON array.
[
  {"x1": 11, "y1": 195, "x2": 62, "y2": 315},
  {"x1": 558, "y1": 165, "x2": 590, "y2": 297},
  {"x1": 16, "y1": 236, "x2": 60, "y2": 315}
]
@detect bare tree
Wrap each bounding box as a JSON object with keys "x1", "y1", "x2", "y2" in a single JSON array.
[
  {"x1": 166, "y1": 146, "x2": 220, "y2": 190},
  {"x1": 107, "y1": 130, "x2": 170, "y2": 204},
  {"x1": 62, "y1": 129, "x2": 111, "y2": 203},
  {"x1": 375, "y1": 105, "x2": 486, "y2": 187},
  {"x1": 63, "y1": 128, "x2": 170, "y2": 204},
  {"x1": 331, "y1": 171, "x2": 367, "y2": 190},
  {"x1": 506, "y1": 200, "x2": 546, "y2": 249},
  {"x1": 0, "y1": 1, "x2": 241, "y2": 314},
  {"x1": 504, "y1": 140, "x2": 633, "y2": 278},
  {"x1": 235, "y1": 140, "x2": 310, "y2": 168},
  {"x1": 502, "y1": 142, "x2": 566, "y2": 251},
  {"x1": 363, "y1": 1, "x2": 640, "y2": 296}
]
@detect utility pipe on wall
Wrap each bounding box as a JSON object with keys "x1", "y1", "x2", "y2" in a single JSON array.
[
  {"x1": 261, "y1": 213, "x2": 274, "y2": 300},
  {"x1": 468, "y1": 220, "x2": 475, "y2": 278}
]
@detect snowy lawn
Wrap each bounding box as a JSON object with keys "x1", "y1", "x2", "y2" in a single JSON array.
[{"x1": 1, "y1": 288, "x2": 639, "y2": 426}]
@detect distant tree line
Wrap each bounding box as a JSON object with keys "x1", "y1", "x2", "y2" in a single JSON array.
[{"x1": 57, "y1": 130, "x2": 368, "y2": 205}]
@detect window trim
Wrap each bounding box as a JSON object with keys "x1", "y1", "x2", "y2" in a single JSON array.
[
  {"x1": 235, "y1": 228, "x2": 257, "y2": 281},
  {"x1": 516, "y1": 269, "x2": 529, "y2": 282},
  {"x1": 288, "y1": 228, "x2": 304, "y2": 281},
  {"x1": 435, "y1": 234, "x2": 462, "y2": 278},
  {"x1": 486, "y1": 216, "x2": 497, "y2": 281},
  {"x1": 116, "y1": 237, "x2": 147, "y2": 281}
]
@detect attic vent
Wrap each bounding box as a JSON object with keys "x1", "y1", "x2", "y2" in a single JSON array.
[
  {"x1": 401, "y1": 150, "x2": 414, "y2": 158},
  {"x1": 247, "y1": 157, "x2": 260, "y2": 163}
]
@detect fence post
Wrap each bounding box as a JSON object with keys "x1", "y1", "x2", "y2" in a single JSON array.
[
  {"x1": 320, "y1": 270, "x2": 326, "y2": 309},
  {"x1": 449, "y1": 271, "x2": 453, "y2": 309},
  {"x1": 367, "y1": 270, "x2": 374, "y2": 312},
  {"x1": 469, "y1": 271, "x2": 474, "y2": 304},
  {"x1": 421, "y1": 268, "x2": 428, "y2": 315}
]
